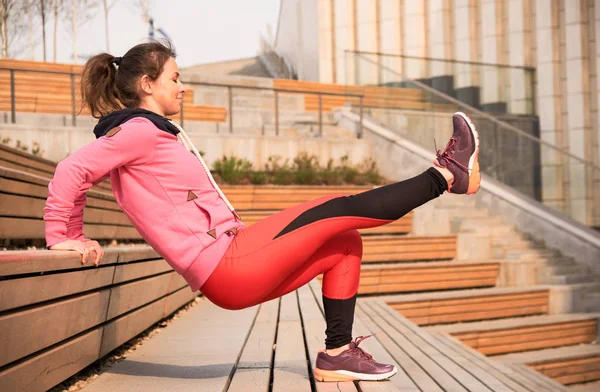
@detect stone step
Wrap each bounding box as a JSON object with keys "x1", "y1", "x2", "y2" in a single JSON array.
[
  {"x1": 540, "y1": 265, "x2": 592, "y2": 277},
  {"x1": 506, "y1": 249, "x2": 561, "y2": 260},
  {"x1": 541, "y1": 274, "x2": 598, "y2": 285}
]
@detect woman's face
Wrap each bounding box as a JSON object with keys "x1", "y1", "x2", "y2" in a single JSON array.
[{"x1": 144, "y1": 57, "x2": 186, "y2": 117}]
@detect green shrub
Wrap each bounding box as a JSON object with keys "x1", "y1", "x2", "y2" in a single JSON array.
[
  {"x1": 210, "y1": 153, "x2": 385, "y2": 186},
  {"x1": 212, "y1": 156, "x2": 253, "y2": 184}
]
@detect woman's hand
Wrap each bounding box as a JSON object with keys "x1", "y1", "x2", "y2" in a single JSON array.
[{"x1": 49, "y1": 239, "x2": 104, "y2": 266}]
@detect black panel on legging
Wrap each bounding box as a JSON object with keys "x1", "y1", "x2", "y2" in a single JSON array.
[
  {"x1": 273, "y1": 168, "x2": 448, "y2": 239},
  {"x1": 323, "y1": 294, "x2": 357, "y2": 349}
]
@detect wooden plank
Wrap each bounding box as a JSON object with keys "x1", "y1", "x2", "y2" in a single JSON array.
[
  {"x1": 0, "y1": 249, "x2": 119, "y2": 275},
  {"x1": 298, "y1": 283, "x2": 358, "y2": 392},
  {"x1": 112, "y1": 259, "x2": 172, "y2": 284},
  {"x1": 272, "y1": 292, "x2": 312, "y2": 391},
  {"x1": 428, "y1": 332, "x2": 534, "y2": 392},
  {"x1": 163, "y1": 286, "x2": 197, "y2": 317},
  {"x1": 0, "y1": 265, "x2": 116, "y2": 312},
  {"x1": 85, "y1": 298, "x2": 258, "y2": 392},
  {"x1": 0, "y1": 216, "x2": 141, "y2": 240},
  {"x1": 372, "y1": 300, "x2": 513, "y2": 392},
  {"x1": 0, "y1": 290, "x2": 110, "y2": 367},
  {"x1": 228, "y1": 299, "x2": 279, "y2": 392},
  {"x1": 369, "y1": 300, "x2": 493, "y2": 392},
  {"x1": 0, "y1": 328, "x2": 103, "y2": 392},
  {"x1": 105, "y1": 272, "x2": 173, "y2": 320},
  {"x1": 508, "y1": 363, "x2": 568, "y2": 392},
  {"x1": 439, "y1": 333, "x2": 563, "y2": 392},
  {"x1": 99, "y1": 295, "x2": 168, "y2": 357},
  {"x1": 355, "y1": 301, "x2": 444, "y2": 391},
  {"x1": 0, "y1": 193, "x2": 130, "y2": 225}
]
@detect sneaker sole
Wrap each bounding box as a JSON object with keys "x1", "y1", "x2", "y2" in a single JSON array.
[
  {"x1": 454, "y1": 112, "x2": 481, "y2": 195},
  {"x1": 314, "y1": 366, "x2": 398, "y2": 382}
]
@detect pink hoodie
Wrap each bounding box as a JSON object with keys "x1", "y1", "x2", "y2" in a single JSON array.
[{"x1": 44, "y1": 117, "x2": 245, "y2": 291}]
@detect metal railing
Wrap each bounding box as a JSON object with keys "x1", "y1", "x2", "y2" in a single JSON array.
[
  {"x1": 346, "y1": 52, "x2": 600, "y2": 227},
  {"x1": 178, "y1": 81, "x2": 364, "y2": 138},
  {"x1": 0, "y1": 67, "x2": 81, "y2": 126},
  {"x1": 345, "y1": 50, "x2": 537, "y2": 116},
  {"x1": 0, "y1": 67, "x2": 364, "y2": 138}
]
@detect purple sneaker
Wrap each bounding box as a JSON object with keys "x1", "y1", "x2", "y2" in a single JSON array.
[
  {"x1": 435, "y1": 112, "x2": 481, "y2": 194},
  {"x1": 314, "y1": 335, "x2": 398, "y2": 382}
]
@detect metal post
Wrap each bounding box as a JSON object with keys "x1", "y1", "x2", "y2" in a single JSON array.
[
  {"x1": 70, "y1": 74, "x2": 77, "y2": 126},
  {"x1": 359, "y1": 96, "x2": 364, "y2": 139},
  {"x1": 318, "y1": 94, "x2": 323, "y2": 136},
  {"x1": 228, "y1": 86, "x2": 233, "y2": 133},
  {"x1": 10, "y1": 70, "x2": 16, "y2": 124},
  {"x1": 275, "y1": 90, "x2": 279, "y2": 136}
]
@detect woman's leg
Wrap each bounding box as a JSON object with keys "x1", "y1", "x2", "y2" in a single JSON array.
[{"x1": 201, "y1": 167, "x2": 449, "y2": 312}]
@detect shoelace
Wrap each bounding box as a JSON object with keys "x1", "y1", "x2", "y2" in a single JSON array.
[
  {"x1": 349, "y1": 335, "x2": 375, "y2": 361},
  {"x1": 434, "y1": 137, "x2": 469, "y2": 173}
]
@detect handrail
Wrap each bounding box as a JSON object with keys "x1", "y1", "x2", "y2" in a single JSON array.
[
  {"x1": 345, "y1": 50, "x2": 536, "y2": 71},
  {"x1": 0, "y1": 66, "x2": 365, "y2": 138},
  {"x1": 352, "y1": 53, "x2": 600, "y2": 171}
]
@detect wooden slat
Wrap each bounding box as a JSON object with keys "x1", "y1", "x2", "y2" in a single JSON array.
[
  {"x1": 84, "y1": 298, "x2": 258, "y2": 391},
  {"x1": 99, "y1": 295, "x2": 168, "y2": 358},
  {"x1": 272, "y1": 292, "x2": 312, "y2": 391},
  {"x1": 112, "y1": 258, "x2": 172, "y2": 284},
  {"x1": 228, "y1": 299, "x2": 279, "y2": 392},
  {"x1": 0, "y1": 265, "x2": 116, "y2": 312},
  {"x1": 105, "y1": 272, "x2": 174, "y2": 320},
  {"x1": 298, "y1": 283, "x2": 360, "y2": 392},
  {"x1": 0, "y1": 328, "x2": 103, "y2": 392},
  {"x1": 389, "y1": 290, "x2": 550, "y2": 325},
  {"x1": 0, "y1": 290, "x2": 110, "y2": 368},
  {"x1": 357, "y1": 301, "x2": 461, "y2": 391}
]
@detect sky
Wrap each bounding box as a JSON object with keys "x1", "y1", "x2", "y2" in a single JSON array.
[{"x1": 14, "y1": 0, "x2": 281, "y2": 68}]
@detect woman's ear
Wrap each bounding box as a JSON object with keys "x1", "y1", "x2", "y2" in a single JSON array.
[{"x1": 139, "y1": 75, "x2": 152, "y2": 95}]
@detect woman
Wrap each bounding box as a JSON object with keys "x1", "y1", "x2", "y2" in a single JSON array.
[{"x1": 44, "y1": 41, "x2": 480, "y2": 382}]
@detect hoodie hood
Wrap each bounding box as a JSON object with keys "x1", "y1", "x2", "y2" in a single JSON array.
[{"x1": 93, "y1": 108, "x2": 181, "y2": 139}]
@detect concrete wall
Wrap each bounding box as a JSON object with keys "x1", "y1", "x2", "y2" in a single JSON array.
[
  {"x1": 0, "y1": 122, "x2": 372, "y2": 169},
  {"x1": 274, "y1": 0, "x2": 320, "y2": 81}
]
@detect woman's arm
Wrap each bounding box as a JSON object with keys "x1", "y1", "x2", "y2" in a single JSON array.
[
  {"x1": 44, "y1": 118, "x2": 156, "y2": 248},
  {"x1": 65, "y1": 173, "x2": 110, "y2": 242}
]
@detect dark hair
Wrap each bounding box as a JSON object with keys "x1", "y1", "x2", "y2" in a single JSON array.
[{"x1": 81, "y1": 40, "x2": 177, "y2": 118}]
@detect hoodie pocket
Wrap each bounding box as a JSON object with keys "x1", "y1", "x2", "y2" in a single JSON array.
[{"x1": 173, "y1": 190, "x2": 217, "y2": 245}]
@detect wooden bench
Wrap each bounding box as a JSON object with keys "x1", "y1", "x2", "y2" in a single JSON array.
[
  {"x1": 1, "y1": 163, "x2": 414, "y2": 241},
  {"x1": 425, "y1": 313, "x2": 599, "y2": 356},
  {"x1": 274, "y1": 79, "x2": 457, "y2": 113},
  {"x1": 382, "y1": 287, "x2": 551, "y2": 326},
  {"x1": 495, "y1": 344, "x2": 600, "y2": 387},
  {"x1": 0, "y1": 246, "x2": 197, "y2": 392},
  {"x1": 352, "y1": 261, "x2": 499, "y2": 295},
  {"x1": 0, "y1": 165, "x2": 136, "y2": 241}
]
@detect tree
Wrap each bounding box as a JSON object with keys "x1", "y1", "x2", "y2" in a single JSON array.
[
  {"x1": 53, "y1": 0, "x2": 64, "y2": 62},
  {"x1": 102, "y1": 0, "x2": 117, "y2": 52},
  {"x1": 67, "y1": 0, "x2": 99, "y2": 63},
  {"x1": 38, "y1": 0, "x2": 50, "y2": 61},
  {"x1": 0, "y1": 0, "x2": 29, "y2": 58}
]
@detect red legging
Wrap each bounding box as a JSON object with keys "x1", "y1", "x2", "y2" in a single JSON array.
[{"x1": 201, "y1": 168, "x2": 448, "y2": 310}]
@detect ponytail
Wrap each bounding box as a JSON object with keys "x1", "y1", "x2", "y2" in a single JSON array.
[
  {"x1": 80, "y1": 53, "x2": 121, "y2": 118},
  {"x1": 80, "y1": 40, "x2": 177, "y2": 119}
]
